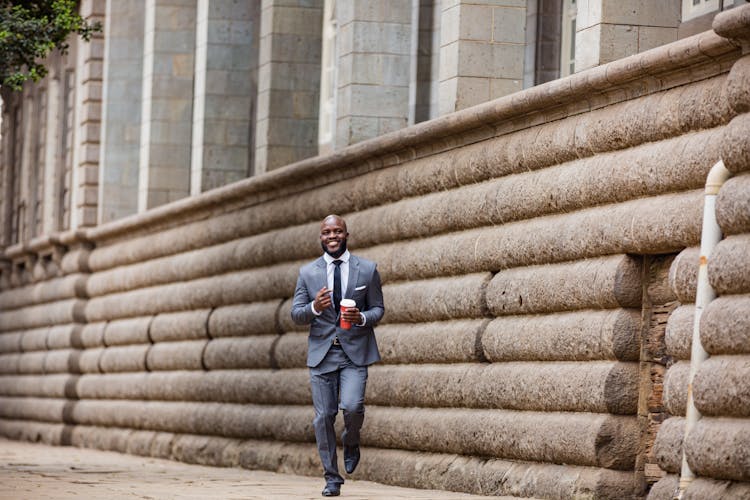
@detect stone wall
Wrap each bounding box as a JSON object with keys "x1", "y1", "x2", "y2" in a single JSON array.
[{"x1": 1, "y1": 7, "x2": 749, "y2": 499}]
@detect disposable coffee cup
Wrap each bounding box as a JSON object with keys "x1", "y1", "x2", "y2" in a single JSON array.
[{"x1": 339, "y1": 299, "x2": 356, "y2": 330}]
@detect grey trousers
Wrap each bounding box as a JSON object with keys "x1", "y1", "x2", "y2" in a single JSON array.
[{"x1": 309, "y1": 345, "x2": 368, "y2": 487}]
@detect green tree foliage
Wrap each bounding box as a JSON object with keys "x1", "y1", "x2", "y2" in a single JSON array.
[{"x1": 0, "y1": 0, "x2": 101, "y2": 90}]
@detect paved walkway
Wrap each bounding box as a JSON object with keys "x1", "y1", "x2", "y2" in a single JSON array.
[{"x1": 0, "y1": 438, "x2": 492, "y2": 499}]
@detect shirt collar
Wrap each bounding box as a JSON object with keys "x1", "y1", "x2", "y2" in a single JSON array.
[{"x1": 323, "y1": 249, "x2": 350, "y2": 265}]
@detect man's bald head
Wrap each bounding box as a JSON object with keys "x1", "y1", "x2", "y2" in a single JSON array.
[
  {"x1": 319, "y1": 215, "x2": 349, "y2": 258},
  {"x1": 321, "y1": 214, "x2": 347, "y2": 232}
]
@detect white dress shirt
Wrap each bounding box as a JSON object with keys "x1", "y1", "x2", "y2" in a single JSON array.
[{"x1": 311, "y1": 250, "x2": 365, "y2": 325}]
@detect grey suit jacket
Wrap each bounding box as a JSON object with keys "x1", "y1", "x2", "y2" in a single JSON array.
[{"x1": 291, "y1": 254, "x2": 384, "y2": 368}]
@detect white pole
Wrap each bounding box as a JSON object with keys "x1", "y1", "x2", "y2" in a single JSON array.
[{"x1": 676, "y1": 160, "x2": 732, "y2": 498}]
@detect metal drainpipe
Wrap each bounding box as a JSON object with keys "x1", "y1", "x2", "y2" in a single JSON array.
[{"x1": 676, "y1": 160, "x2": 733, "y2": 498}]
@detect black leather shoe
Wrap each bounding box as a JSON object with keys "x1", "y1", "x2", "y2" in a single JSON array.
[
  {"x1": 321, "y1": 485, "x2": 340, "y2": 497},
  {"x1": 344, "y1": 445, "x2": 360, "y2": 474}
]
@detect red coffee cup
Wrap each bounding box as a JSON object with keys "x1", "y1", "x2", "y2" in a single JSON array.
[{"x1": 339, "y1": 299, "x2": 356, "y2": 330}]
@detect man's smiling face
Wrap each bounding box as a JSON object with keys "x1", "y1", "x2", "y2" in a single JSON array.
[{"x1": 319, "y1": 215, "x2": 348, "y2": 258}]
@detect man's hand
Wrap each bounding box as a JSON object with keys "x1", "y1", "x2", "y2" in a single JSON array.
[
  {"x1": 341, "y1": 305, "x2": 362, "y2": 325},
  {"x1": 313, "y1": 287, "x2": 332, "y2": 313}
]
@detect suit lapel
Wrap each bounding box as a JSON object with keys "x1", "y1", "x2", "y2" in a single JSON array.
[{"x1": 346, "y1": 255, "x2": 360, "y2": 299}]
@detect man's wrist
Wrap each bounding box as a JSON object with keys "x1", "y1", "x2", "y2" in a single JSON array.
[
  {"x1": 310, "y1": 301, "x2": 322, "y2": 315},
  {"x1": 358, "y1": 312, "x2": 366, "y2": 326}
]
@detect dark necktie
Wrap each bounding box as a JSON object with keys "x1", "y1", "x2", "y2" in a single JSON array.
[{"x1": 333, "y1": 260, "x2": 343, "y2": 315}]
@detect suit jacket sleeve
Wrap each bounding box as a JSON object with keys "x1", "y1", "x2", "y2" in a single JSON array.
[
  {"x1": 291, "y1": 272, "x2": 315, "y2": 325},
  {"x1": 362, "y1": 266, "x2": 384, "y2": 326}
]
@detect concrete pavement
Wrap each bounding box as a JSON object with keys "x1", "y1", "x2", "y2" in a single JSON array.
[{"x1": 0, "y1": 438, "x2": 495, "y2": 499}]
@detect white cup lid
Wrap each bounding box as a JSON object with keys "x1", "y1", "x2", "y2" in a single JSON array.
[{"x1": 340, "y1": 299, "x2": 356, "y2": 307}]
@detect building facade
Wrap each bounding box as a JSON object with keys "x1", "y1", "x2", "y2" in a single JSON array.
[{"x1": 1, "y1": 2, "x2": 750, "y2": 499}]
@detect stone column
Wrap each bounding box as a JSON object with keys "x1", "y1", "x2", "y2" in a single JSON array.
[
  {"x1": 575, "y1": 0, "x2": 680, "y2": 72},
  {"x1": 70, "y1": 0, "x2": 105, "y2": 228},
  {"x1": 138, "y1": 0, "x2": 196, "y2": 212},
  {"x1": 255, "y1": 0, "x2": 323, "y2": 173},
  {"x1": 98, "y1": 0, "x2": 144, "y2": 223},
  {"x1": 42, "y1": 62, "x2": 62, "y2": 234},
  {"x1": 335, "y1": 0, "x2": 413, "y2": 147},
  {"x1": 439, "y1": 0, "x2": 527, "y2": 115},
  {"x1": 191, "y1": 0, "x2": 259, "y2": 194}
]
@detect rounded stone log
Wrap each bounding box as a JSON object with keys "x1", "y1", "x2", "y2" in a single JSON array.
[
  {"x1": 708, "y1": 234, "x2": 750, "y2": 295},
  {"x1": 0, "y1": 374, "x2": 73, "y2": 398},
  {"x1": 0, "y1": 354, "x2": 20, "y2": 374},
  {"x1": 486, "y1": 255, "x2": 642, "y2": 316},
  {"x1": 232, "y1": 438, "x2": 320, "y2": 472},
  {"x1": 683, "y1": 478, "x2": 750, "y2": 499},
  {"x1": 125, "y1": 430, "x2": 159, "y2": 457},
  {"x1": 717, "y1": 173, "x2": 750, "y2": 236},
  {"x1": 482, "y1": 309, "x2": 641, "y2": 362},
  {"x1": 722, "y1": 113, "x2": 750, "y2": 174},
  {"x1": 277, "y1": 298, "x2": 306, "y2": 333},
  {"x1": 44, "y1": 349, "x2": 79, "y2": 374},
  {"x1": 0, "y1": 396, "x2": 66, "y2": 423},
  {"x1": 685, "y1": 417, "x2": 750, "y2": 482},
  {"x1": 98, "y1": 344, "x2": 149, "y2": 373},
  {"x1": 76, "y1": 372, "x2": 149, "y2": 400},
  {"x1": 103, "y1": 316, "x2": 152, "y2": 346},
  {"x1": 141, "y1": 370, "x2": 311, "y2": 405},
  {"x1": 701, "y1": 295, "x2": 750, "y2": 355},
  {"x1": 69, "y1": 400, "x2": 314, "y2": 443},
  {"x1": 646, "y1": 475, "x2": 678, "y2": 500},
  {"x1": 0, "y1": 331, "x2": 22, "y2": 353},
  {"x1": 17, "y1": 352, "x2": 46, "y2": 374},
  {"x1": 69, "y1": 425, "x2": 133, "y2": 454},
  {"x1": 148, "y1": 431, "x2": 175, "y2": 459},
  {"x1": 47, "y1": 324, "x2": 83, "y2": 350},
  {"x1": 714, "y1": 5, "x2": 750, "y2": 41},
  {"x1": 272, "y1": 332, "x2": 308, "y2": 369},
  {"x1": 359, "y1": 447, "x2": 636, "y2": 500},
  {"x1": 366, "y1": 361, "x2": 638, "y2": 414},
  {"x1": 376, "y1": 320, "x2": 486, "y2": 364},
  {"x1": 361, "y1": 190, "x2": 702, "y2": 283},
  {"x1": 150, "y1": 309, "x2": 209, "y2": 342},
  {"x1": 60, "y1": 247, "x2": 91, "y2": 275},
  {"x1": 19, "y1": 327, "x2": 49, "y2": 352},
  {"x1": 146, "y1": 340, "x2": 206, "y2": 371},
  {"x1": 665, "y1": 304, "x2": 694, "y2": 359},
  {"x1": 84, "y1": 262, "x2": 300, "y2": 322},
  {"x1": 382, "y1": 273, "x2": 491, "y2": 323},
  {"x1": 693, "y1": 355, "x2": 750, "y2": 417},
  {"x1": 0, "y1": 298, "x2": 86, "y2": 332},
  {"x1": 0, "y1": 273, "x2": 88, "y2": 311},
  {"x1": 669, "y1": 247, "x2": 699, "y2": 303},
  {"x1": 208, "y1": 301, "x2": 280, "y2": 338},
  {"x1": 171, "y1": 434, "x2": 238, "y2": 467},
  {"x1": 77, "y1": 347, "x2": 103, "y2": 373},
  {"x1": 0, "y1": 419, "x2": 63, "y2": 446},
  {"x1": 202, "y1": 336, "x2": 275, "y2": 370},
  {"x1": 80, "y1": 321, "x2": 106, "y2": 348},
  {"x1": 663, "y1": 361, "x2": 689, "y2": 417},
  {"x1": 652, "y1": 416, "x2": 684, "y2": 474},
  {"x1": 362, "y1": 407, "x2": 638, "y2": 470}
]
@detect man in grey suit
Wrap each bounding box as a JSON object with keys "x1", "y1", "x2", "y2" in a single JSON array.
[{"x1": 291, "y1": 214, "x2": 384, "y2": 497}]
